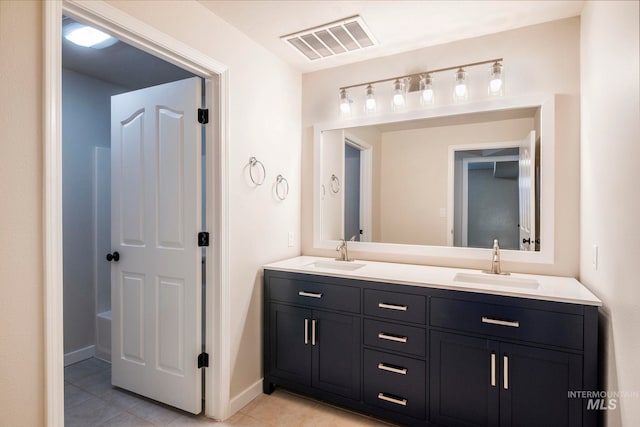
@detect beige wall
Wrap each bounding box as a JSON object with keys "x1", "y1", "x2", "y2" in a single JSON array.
[
  {"x1": 303, "y1": 18, "x2": 581, "y2": 276},
  {"x1": 0, "y1": 1, "x2": 44, "y2": 425},
  {"x1": 580, "y1": 2, "x2": 640, "y2": 426},
  {"x1": 378, "y1": 117, "x2": 533, "y2": 246}
]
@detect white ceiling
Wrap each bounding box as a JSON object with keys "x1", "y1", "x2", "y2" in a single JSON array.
[{"x1": 199, "y1": 0, "x2": 584, "y2": 73}]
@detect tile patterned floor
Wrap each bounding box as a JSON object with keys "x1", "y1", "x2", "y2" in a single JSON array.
[{"x1": 65, "y1": 358, "x2": 399, "y2": 426}]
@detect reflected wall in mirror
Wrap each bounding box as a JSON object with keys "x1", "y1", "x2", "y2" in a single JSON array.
[{"x1": 318, "y1": 105, "x2": 542, "y2": 252}]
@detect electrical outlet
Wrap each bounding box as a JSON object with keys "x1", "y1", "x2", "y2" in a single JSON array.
[{"x1": 288, "y1": 231, "x2": 294, "y2": 247}]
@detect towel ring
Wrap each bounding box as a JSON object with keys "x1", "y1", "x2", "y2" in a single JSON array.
[
  {"x1": 275, "y1": 175, "x2": 289, "y2": 201},
  {"x1": 248, "y1": 157, "x2": 266, "y2": 186},
  {"x1": 330, "y1": 174, "x2": 340, "y2": 194}
]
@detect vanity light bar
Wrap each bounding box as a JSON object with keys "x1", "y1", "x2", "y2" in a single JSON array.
[{"x1": 338, "y1": 58, "x2": 504, "y2": 115}]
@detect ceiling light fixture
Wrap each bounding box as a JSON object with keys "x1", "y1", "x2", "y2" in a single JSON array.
[
  {"x1": 488, "y1": 61, "x2": 504, "y2": 96},
  {"x1": 453, "y1": 68, "x2": 468, "y2": 102},
  {"x1": 337, "y1": 58, "x2": 503, "y2": 116},
  {"x1": 392, "y1": 79, "x2": 406, "y2": 111},
  {"x1": 64, "y1": 23, "x2": 117, "y2": 49},
  {"x1": 339, "y1": 88, "x2": 352, "y2": 117},
  {"x1": 364, "y1": 84, "x2": 377, "y2": 114},
  {"x1": 420, "y1": 74, "x2": 434, "y2": 106}
]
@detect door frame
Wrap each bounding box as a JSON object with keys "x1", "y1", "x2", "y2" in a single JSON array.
[
  {"x1": 460, "y1": 154, "x2": 519, "y2": 247},
  {"x1": 343, "y1": 132, "x2": 372, "y2": 242},
  {"x1": 447, "y1": 140, "x2": 523, "y2": 247},
  {"x1": 44, "y1": 0, "x2": 231, "y2": 424}
]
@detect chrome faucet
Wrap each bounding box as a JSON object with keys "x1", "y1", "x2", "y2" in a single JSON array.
[
  {"x1": 335, "y1": 236, "x2": 356, "y2": 262},
  {"x1": 483, "y1": 239, "x2": 510, "y2": 275}
]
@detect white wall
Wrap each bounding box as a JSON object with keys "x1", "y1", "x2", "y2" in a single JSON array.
[
  {"x1": 62, "y1": 68, "x2": 124, "y2": 356},
  {"x1": 105, "y1": 0, "x2": 302, "y2": 403},
  {"x1": 303, "y1": 18, "x2": 581, "y2": 276},
  {"x1": 580, "y1": 2, "x2": 640, "y2": 426}
]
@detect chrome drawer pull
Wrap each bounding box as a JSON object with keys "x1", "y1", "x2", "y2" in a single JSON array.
[
  {"x1": 311, "y1": 319, "x2": 317, "y2": 346},
  {"x1": 304, "y1": 319, "x2": 309, "y2": 345},
  {"x1": 482, "y1": 316, "x2": 520, "y2": 328},
  {"x1": 378, "y1": 393, "x2": 407, "y2": 406},
  {"x1": 504, "y1": 355, "x2": 509, "y2": 390},
  {"x1": 378, "y1": 363, "x2": 408, "y2": 375},
  {"x1": 378, "y1": 302, "x2": 408, "y2": 311},
  {"x1": 378, "y1": 332, "x2": 408, "y2": 343},
  {"x1": 298, "y1": 291, "x2": 323, "y2": 299},
  {"x1": 490, "y1": 353, "x2": 496, "y2": 387}
]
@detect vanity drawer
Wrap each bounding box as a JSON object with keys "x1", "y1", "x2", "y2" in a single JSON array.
[
  {"x1": 363, "y1": 349, "x2": 426, "y2": 420},
  {"x1": 268, "y1": 275, "x2": 360, "y2": 313},
  {"x1": 364, "y1": 319, "x2": 426, "y2": 357},
  {"x1": 364, "y1": 289, "x2": 426, "y2": 324},
  {"x1": 430, "y1": 297, "x2": 584, "y2": 350}
]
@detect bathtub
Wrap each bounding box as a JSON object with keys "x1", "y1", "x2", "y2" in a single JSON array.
[{"x1": 96, "y1": 310, "x2": 111, "y2": 362}]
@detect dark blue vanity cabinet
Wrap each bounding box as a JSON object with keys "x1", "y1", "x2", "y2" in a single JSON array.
[
  {"x1": 264, "y1": 273, "x2": 361, "y2": 401},
  {"x1": 263, "y1": 269, "x2": 598, "y2": 427}
]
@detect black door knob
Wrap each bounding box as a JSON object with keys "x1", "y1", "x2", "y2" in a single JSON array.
[
  {"x1": 106, "y1": 251, "x2": 120, "y2": 262},
  {"x1": 522, "y1": 238, "x2": 531, "y2": 244}
]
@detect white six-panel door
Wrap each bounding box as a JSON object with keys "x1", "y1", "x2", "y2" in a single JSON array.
[{"x1": 110, "y1": 77, "x2": 203, "y2": 414}]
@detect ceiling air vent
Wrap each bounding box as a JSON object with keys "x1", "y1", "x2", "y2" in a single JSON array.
[{"x1": 281, "y1": 15, "x2": 376, "y2": 61}]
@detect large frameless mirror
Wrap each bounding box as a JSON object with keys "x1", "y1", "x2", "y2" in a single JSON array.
[{"x1": 313, "y1": 96, "x2": 555, "y2": 263}]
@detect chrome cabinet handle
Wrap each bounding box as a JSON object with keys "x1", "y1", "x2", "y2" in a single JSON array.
[
  {"x1": 304, "y1": 319, "x2": 309, "y2": 345},
  {"x1": 377, "y1": 393, "x2": 407, "y2": 406},
  {"x1": 298, "y1": 291, "x2": 323, "y2": 299},
  {"x1": 490, "y1": 353, "x2": 496, "y2": 387},
  {"x1": 503, "y1": 355, "x2": 509, "y2": 390},
  {"x1": 378, "y1": 332, "x2": 408, "y2": 343},
  {"x1": 378, "y1": 302, "x2": 408, "y2": 311},
  {"x1": 482, "y1": 316, "x2": 520, "y2": 328},
  {"x1": 378, "y1": 363, "x2": 408, "y2": 375},
  {"x1": 312, "y1": 319, "x2": 317, "y2": 346}
]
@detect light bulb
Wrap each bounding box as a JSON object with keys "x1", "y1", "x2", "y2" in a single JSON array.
[
  {"x1": 64, "y1": 24, "x2": 117, "y2": 49},
  {"x1": 489, "y1": 78, "x2": 503, "y2": 93},
  {"x1": 488, "y1": 62, "x2": 504, "y2": 96},
  {"x1": 392, "y1": 79, "x2": 406, "y2": 111},
  {"x1": 339, "y1": 89, "x2": 351, "y2": 117},
  {"x1": 420, "y1": 74, "x2": 434, "y2": 106},
  {"x1": 453, "y1": 68, "x2": 468, "y2": 102},
  {"x1": 364, "y1": 84, "x2": 377, "y2": 113}
]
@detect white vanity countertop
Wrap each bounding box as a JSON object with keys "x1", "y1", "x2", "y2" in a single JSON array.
[{"x1": 263, "y1": 256, "x2": 602, "y2": 307}]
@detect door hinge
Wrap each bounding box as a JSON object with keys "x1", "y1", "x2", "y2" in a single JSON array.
[
  {"x1": 198, "y1": 232, "x2": 209, "y2": 247},
  {"x1": 198, "y1": 108, "x2": 209, "y2": 124},
  {"x1": 198, "y1": 352, "x2": 209, "y2": 368}
]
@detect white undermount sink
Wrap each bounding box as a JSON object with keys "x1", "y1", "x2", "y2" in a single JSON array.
[
  {"x1": 453, "y1": 272, "x2": 540, "y2": 289},
  {"x1": 305, "y1": 260, "x2": 366, "y2": 272}
]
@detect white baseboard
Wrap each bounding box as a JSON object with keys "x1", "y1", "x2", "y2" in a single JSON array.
[
  {"x1": 227, "y1": 378, "x2": 264, "y2": 418},
  {"x1": 64, "y1": 345, "x2": 95, "y2": 367}
]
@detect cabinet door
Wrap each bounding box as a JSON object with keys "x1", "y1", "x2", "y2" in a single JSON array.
[
  {"x1": 269, "y1": 304, "x2": 312, "y2": 385},
  {"x1": 430, "y1": 331, "x2": 499, "y2": 427},
  {"x1": 312, "y1": 310, "x2": 361, "y2": 400},
  {"x1": 500, "y1": 343, "x2": 583, "y2": 427}
]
